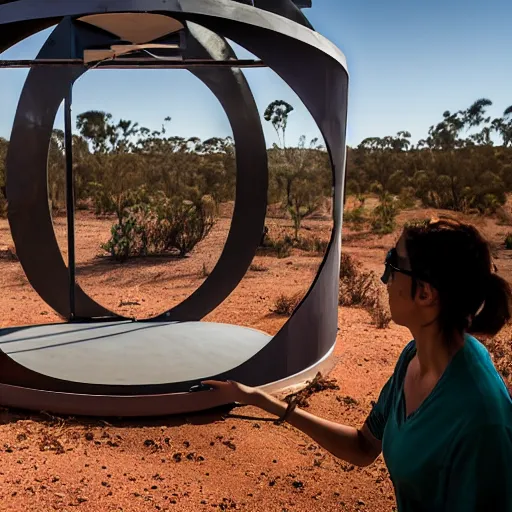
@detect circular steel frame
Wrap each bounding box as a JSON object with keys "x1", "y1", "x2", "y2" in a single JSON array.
[
  {"x1": 0, "y1": 0, "x2": 348, "y2": 416},
  {"x1": 6, "y1": 18, "x2": 269, "y2": 321}
]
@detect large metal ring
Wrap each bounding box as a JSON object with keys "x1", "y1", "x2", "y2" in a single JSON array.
[{"x1": 6, "y1": 17, "x2": 268, "y2": 321}]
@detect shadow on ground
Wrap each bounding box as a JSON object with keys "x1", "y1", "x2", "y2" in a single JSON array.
[{"x1": 0, "y1": 403, "x2": 277, "y2": 429}]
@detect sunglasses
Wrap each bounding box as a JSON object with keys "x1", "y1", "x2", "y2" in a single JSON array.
[{"x1": 381, "y1": 248, "x2": 417, "y2": 285}]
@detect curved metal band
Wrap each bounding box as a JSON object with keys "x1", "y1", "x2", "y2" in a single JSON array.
[
  {"x1": 0, "y1": 0, "x2": 348, "y2": 395},
  {"x1": 6, "y1": 20, "x2": 110, "y2": 319},
  {"x1": 6, "y1": 17, "x2": 268, "y2": 320},
  {"x1": 235, "y1": 0, "x2": 314, "y2": 29},
  {"x1": 156, "y1": 23, "x2": 268, "y2": 321}
]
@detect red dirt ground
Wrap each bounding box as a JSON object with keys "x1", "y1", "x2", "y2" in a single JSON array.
[{"x1": 0, "y1": 204, "x2": 510, "y2": 512}]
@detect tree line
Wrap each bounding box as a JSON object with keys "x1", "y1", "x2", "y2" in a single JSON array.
[
  {"x1": 347, "y1": 99, "x2": 512, "y2": 213},
  {"x1": 0, "y1": 97, "x2": 510, "y2": 260}
]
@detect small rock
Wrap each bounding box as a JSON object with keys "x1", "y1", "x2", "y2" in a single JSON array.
[{"x1": 222, "y1": 441, "x2": 236, "y2": 451}]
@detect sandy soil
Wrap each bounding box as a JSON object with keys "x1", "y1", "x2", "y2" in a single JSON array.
[{"x1": 0, "y1": 204, "x2": 510, "y2": 512}]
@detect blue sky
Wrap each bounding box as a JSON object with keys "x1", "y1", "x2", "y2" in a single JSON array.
[{"x1": 0, "y1": 0, "x2": 511, "y2": 148}]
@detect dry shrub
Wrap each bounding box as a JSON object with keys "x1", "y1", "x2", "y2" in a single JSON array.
[
  {"x1": 496, "y1": 207, "x2": 512, "y2": 226},
  {"x1": 283, "y1": 372, "x2": 339, "y2": 409},
  {"x1": 249, "y1": 263, "x2": 269, "y2": 272},
  {"x1": 200, "y1": 262, "x2": 210, "y2": 278},
  {"x1": 294, "y1": 236, "x2": 329, "y2": 254},
  {"x1": 486, "y1": 335, "x2": 512, "y2": 388},
  {"x1": 272, "y1": 291, "x2": 303, "y2": 316},
  {"x1": 339, "y1": 253, "x2": 391, "y2": 328},
  {"x1": 337, "y1": 395, "x2": 359, "y2": 407},
  {"x1": 257, "y1": 235, "x2": 293, "y2": 259},
  {"x1": 370, "y1": 297, "x2": 392, "y2": 329},
  {"x1": 39, "y1": 432, "x2": 65, "y2": 454},
  {"x1": 258, "y1": 234, "x2": 328, "y2": 258},
  {"x1": 0, "y1": 245, "x2": 18, "y2": 261}
]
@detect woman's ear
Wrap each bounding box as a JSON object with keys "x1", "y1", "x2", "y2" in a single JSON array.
[{"x1": 415, "y1": 281, "x2": 438, "y2": 306}]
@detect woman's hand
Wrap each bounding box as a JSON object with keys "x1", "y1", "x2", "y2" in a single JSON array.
[{"x1": 201, "y1": 380, "x2": 260, "y2": 406}]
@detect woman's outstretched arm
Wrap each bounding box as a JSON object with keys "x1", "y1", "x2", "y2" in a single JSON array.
[{"x1": 203, "y1": 380, "x2": 382, "y2": 467}]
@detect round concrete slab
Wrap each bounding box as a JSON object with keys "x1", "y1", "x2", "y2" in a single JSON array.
[{"x1": 1, "y1": 321, "x2": 272, "y2": 385}]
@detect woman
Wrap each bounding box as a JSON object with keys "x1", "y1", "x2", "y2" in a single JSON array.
[{"x1": 205, "y1": 218, "x2": 512, "y2": 511}]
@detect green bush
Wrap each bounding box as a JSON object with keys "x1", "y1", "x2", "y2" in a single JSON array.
[
  {"x1": 151, "y1": 194, "x2": 215, "y2": 257},
  {"x1": 371, "y1": 194, "x2": 399, "y2": 235},
  {"x1": 398, "y1": 186, "x2": 417, "y2": 209},
  {"x1": 505, "y1": 234, "x2": 512, "y2": 250},
  {"x1": 101, "y1": 205, "x2": 156, "y2": 262},
  {"x1": 101, "y1": 193, "x2": 216, "y2": 261},
  {"x1": 344, "y1": 206, "x2": 367, "y2": 231}
]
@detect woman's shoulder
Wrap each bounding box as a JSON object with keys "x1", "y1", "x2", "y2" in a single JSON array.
[
  {"x1": 388, "y1": 340, "x2": 417, "y2": 384},
  {"x1": 453, "y1": 335, "x2": 511, "y2": 427},
  {"x1": 395, "y1": 340, "x2": 416, "y2": 370}
]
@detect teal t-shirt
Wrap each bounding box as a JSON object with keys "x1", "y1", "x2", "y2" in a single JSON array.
[{"x1": 367, "y1": 335, "x2": 512, "y2": 512}]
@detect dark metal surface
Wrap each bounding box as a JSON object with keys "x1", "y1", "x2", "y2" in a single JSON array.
[
  {"x1": 0, "y1": 0, "x2": 348, "y2": 415},
  {"x1": 0, "y1": 382, "x2": 238, "y2": 417},
  {"x1": 64, "y1": 89, "x2": 76, "y2": 320},
  {"x1": 6, "y1": 19, "x2": 112, "y2": 319},
  {"x1": 0, "y1": 59, "x2": 267, "y2": 68},
  {"x1": 292, "y1": 0, "x2": 312, "y2": 8}
]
